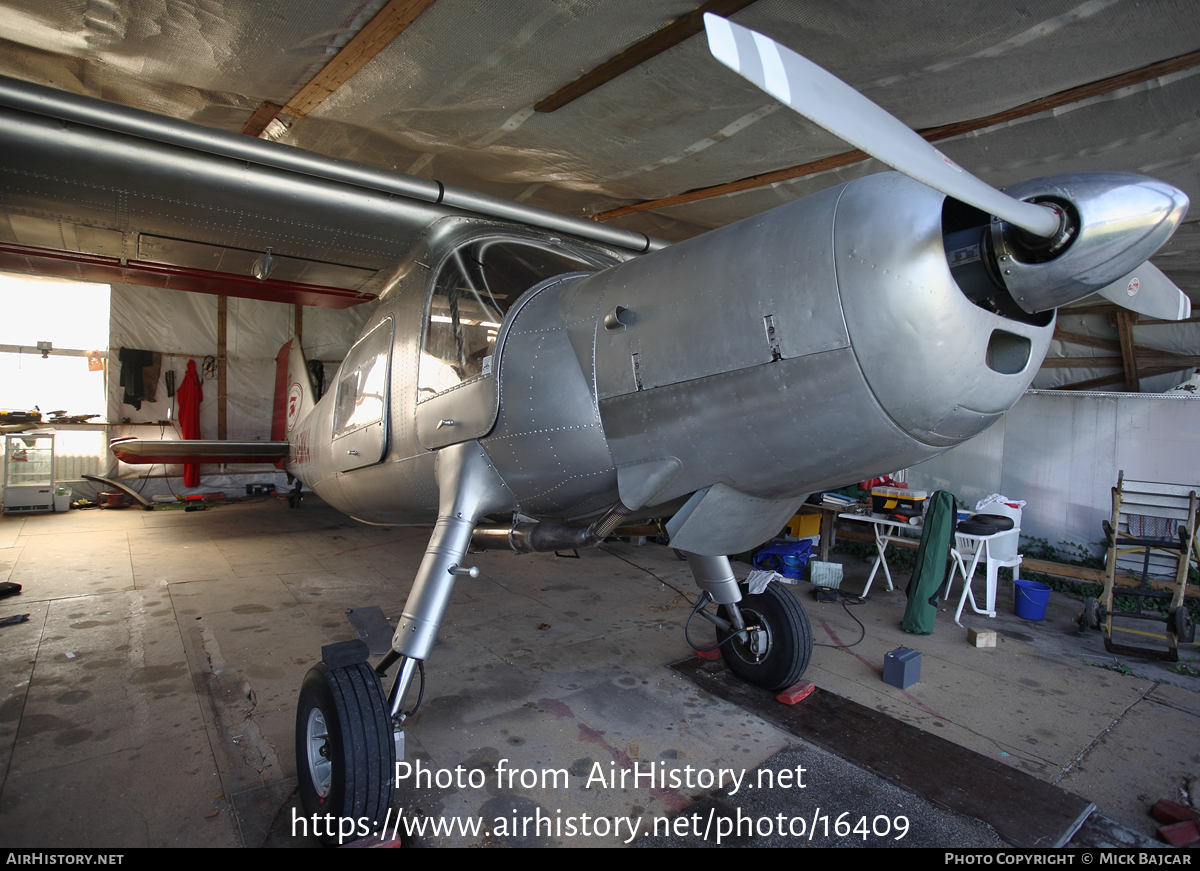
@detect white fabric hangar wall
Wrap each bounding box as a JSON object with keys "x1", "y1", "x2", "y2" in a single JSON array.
[
  {"x1": 907, "y1": 390, "x2": 1200, "y2": 559},
  {"x1": 107, "y1": 283, "x2": 374, "y2": 490}
]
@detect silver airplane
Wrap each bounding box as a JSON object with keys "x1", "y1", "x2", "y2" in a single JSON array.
[{"x1": 0, "y1": 15, "x2": 1189, "y2": 836}]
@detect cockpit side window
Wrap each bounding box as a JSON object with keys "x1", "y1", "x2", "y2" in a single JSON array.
[
  {"x1": 333, "y1": 318, "x2": 393, "y2": 438},
  {"x1": 418, "y1": 239, "x2": 609, "y2": 397}
]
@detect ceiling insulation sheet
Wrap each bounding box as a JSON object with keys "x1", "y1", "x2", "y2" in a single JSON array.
[{"x1": 0, "y1": 0, "x2": 1196, "y2": 386}]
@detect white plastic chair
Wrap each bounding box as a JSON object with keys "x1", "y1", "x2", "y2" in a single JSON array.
[{"x1": 944, "y1": 527, "x2": 1023, "y2": 626}]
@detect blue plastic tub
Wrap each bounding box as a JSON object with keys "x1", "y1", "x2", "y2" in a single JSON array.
[
  {"x1": 1014, "y1": 579, "x2": 1052, "y2": 621},
  {"x1": 753, "y1": 539, "x2": 813, "y2": 580}
]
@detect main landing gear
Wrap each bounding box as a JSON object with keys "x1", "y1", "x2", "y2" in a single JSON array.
[
  {"x1": 682, "y1": 552, "x2": 813, "y2": 691},
  {"x1": 717, "y1": 582, "x2": 812, "y2": 690}
]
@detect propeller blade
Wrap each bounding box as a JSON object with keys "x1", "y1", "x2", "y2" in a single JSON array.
[
  {"x1": 703, "y1": 14, "x2": 1061, "y2": 238},
  {"x1": 1094, "y1": 262, "x2": 1192, "y2": 321}
]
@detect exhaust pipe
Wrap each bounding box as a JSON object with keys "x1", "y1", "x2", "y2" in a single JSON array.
[{"x1": 472, "y1": 503, "x2": 631, "y2": 554}]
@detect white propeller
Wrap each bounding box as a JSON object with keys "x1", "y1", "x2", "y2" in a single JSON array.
[
  {"x1": 703, "y1": 13, "x2": 1193, "y2": 322},
  {"x1": 1094, "y1": 262, "x2": 1192, "y2": 321},
  {"x1": 703, "y1": 13, "x2": 1061, "y2": 238}
]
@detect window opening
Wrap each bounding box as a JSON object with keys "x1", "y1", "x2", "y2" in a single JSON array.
[
  {"x1": 0, "y1": 275, "x2": 110, "y2": 416},
  {"x1": 333, "y1": 318, "x2": 392, "y2": 438}
]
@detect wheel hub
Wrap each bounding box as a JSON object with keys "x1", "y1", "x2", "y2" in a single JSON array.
[
  {"x1": 747, "y1": 625, "x2": 769, "y2": 659},
  {"x1": 306, "y1": 707, "x2": 332, "y2": 797},
  {"x1": 730, "y1": 611, "x2": 772, "y2": 664}
]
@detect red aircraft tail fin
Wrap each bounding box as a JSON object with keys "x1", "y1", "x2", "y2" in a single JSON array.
[{"x1": 273, "y1": 338, "x2": 317, "y2": 443}]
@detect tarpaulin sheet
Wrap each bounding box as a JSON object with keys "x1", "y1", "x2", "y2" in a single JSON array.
[{"x1": 107, "y1": 282, "x2": 373, "y2": 482}]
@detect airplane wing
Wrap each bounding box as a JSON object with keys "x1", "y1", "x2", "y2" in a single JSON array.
[{"x1": 0, "y1": 76, "x2": 664, "y2": 310}]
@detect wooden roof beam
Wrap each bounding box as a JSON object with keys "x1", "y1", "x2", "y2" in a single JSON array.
[
  {"x1": 241, "y1": 102, "x2": 283, "y2": 138},
  {"x1": 534, "y1": 0, "x2": 760, "y2": 114},
  {"x1": 241, "y1": 0, "x2": 440, "y2": 136}
]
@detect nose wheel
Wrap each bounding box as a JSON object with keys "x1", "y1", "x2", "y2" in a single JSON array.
[
  {"x1": 716, "y1": 582, "x2": 812, "y2": 691},
  {"x1": 304, "y1": 707, "x2": 333, "y2": 797},
  {"x1": 295, "y1": 660, "x2": 396, "y2": 842}
]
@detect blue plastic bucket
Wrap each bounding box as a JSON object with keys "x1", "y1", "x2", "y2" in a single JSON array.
[{"x1": 1013, "y1": 579, "x2": 1051, "y2": 621}]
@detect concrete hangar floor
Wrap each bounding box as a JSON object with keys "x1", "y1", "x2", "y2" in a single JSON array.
[{"x1": 0, "y1": 495, "x2": 1195, "y2": 848}]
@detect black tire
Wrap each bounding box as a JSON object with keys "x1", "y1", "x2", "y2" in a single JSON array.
[
  {"x1": 1081, "y1": 596, "x2": 1101, "y2": 632},
  {"x1": 288, "y1": 491, "x2": 301, "y2": 509},
  {"x1": 717, "y1": 583, "x2": 812, "y2": 691},
  {"x1": 971, "y1": 513, "x2": 1015, "y2": 531},
  {"x1": 957, "y1": 519, "x2": 999, "y2": 535},
  {"x1": 1173, "y1": 607, "x2": 1195, "y2": 644},
  {"x1": 296, "y1": 662, "x2": 396, "y2": 844}
]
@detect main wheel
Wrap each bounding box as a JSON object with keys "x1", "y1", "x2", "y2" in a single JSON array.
[
  {"x1": 296, "y1": 661, "x2": 396, "y2": 843},
  {"x1": 716, "y1": 583, "x2": 812, "y2": 691},
  {"x1": 1173, "y1": 606, "x2": 1195, "y2": 644},
  {"x1": 1081, "y1": 597, "x2": 1101, "y2": 632}
]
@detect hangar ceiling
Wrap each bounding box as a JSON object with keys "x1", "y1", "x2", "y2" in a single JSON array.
[{"x1": 0, "y1": 0, "x2": 1197, "y2": 389}]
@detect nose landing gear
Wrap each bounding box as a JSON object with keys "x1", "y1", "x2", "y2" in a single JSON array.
[
  {"x1": 295, "y1": 441, "x2": 513, "y2": 843},
  {"x1": 295, "y1": 646, "x2": 396, "y2": 843}
]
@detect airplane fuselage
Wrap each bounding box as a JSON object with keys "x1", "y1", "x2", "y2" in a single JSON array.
[{"x1": 290, "y1": 171, "x2": 1056, "y2": 555}]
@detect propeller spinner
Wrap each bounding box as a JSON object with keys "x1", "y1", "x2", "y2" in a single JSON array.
[{"x1": 702, "y1": 13, "x2": 1191, "y2": 321}]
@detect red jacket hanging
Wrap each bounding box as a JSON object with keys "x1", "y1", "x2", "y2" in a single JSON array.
[{"x1": 177, "y1": 359, "x2": 203, "y2": 488}]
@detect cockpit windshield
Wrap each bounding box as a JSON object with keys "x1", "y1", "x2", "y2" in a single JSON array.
[{"x1": 419, "y1": 239, "x2": 612, "y2": 396}]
